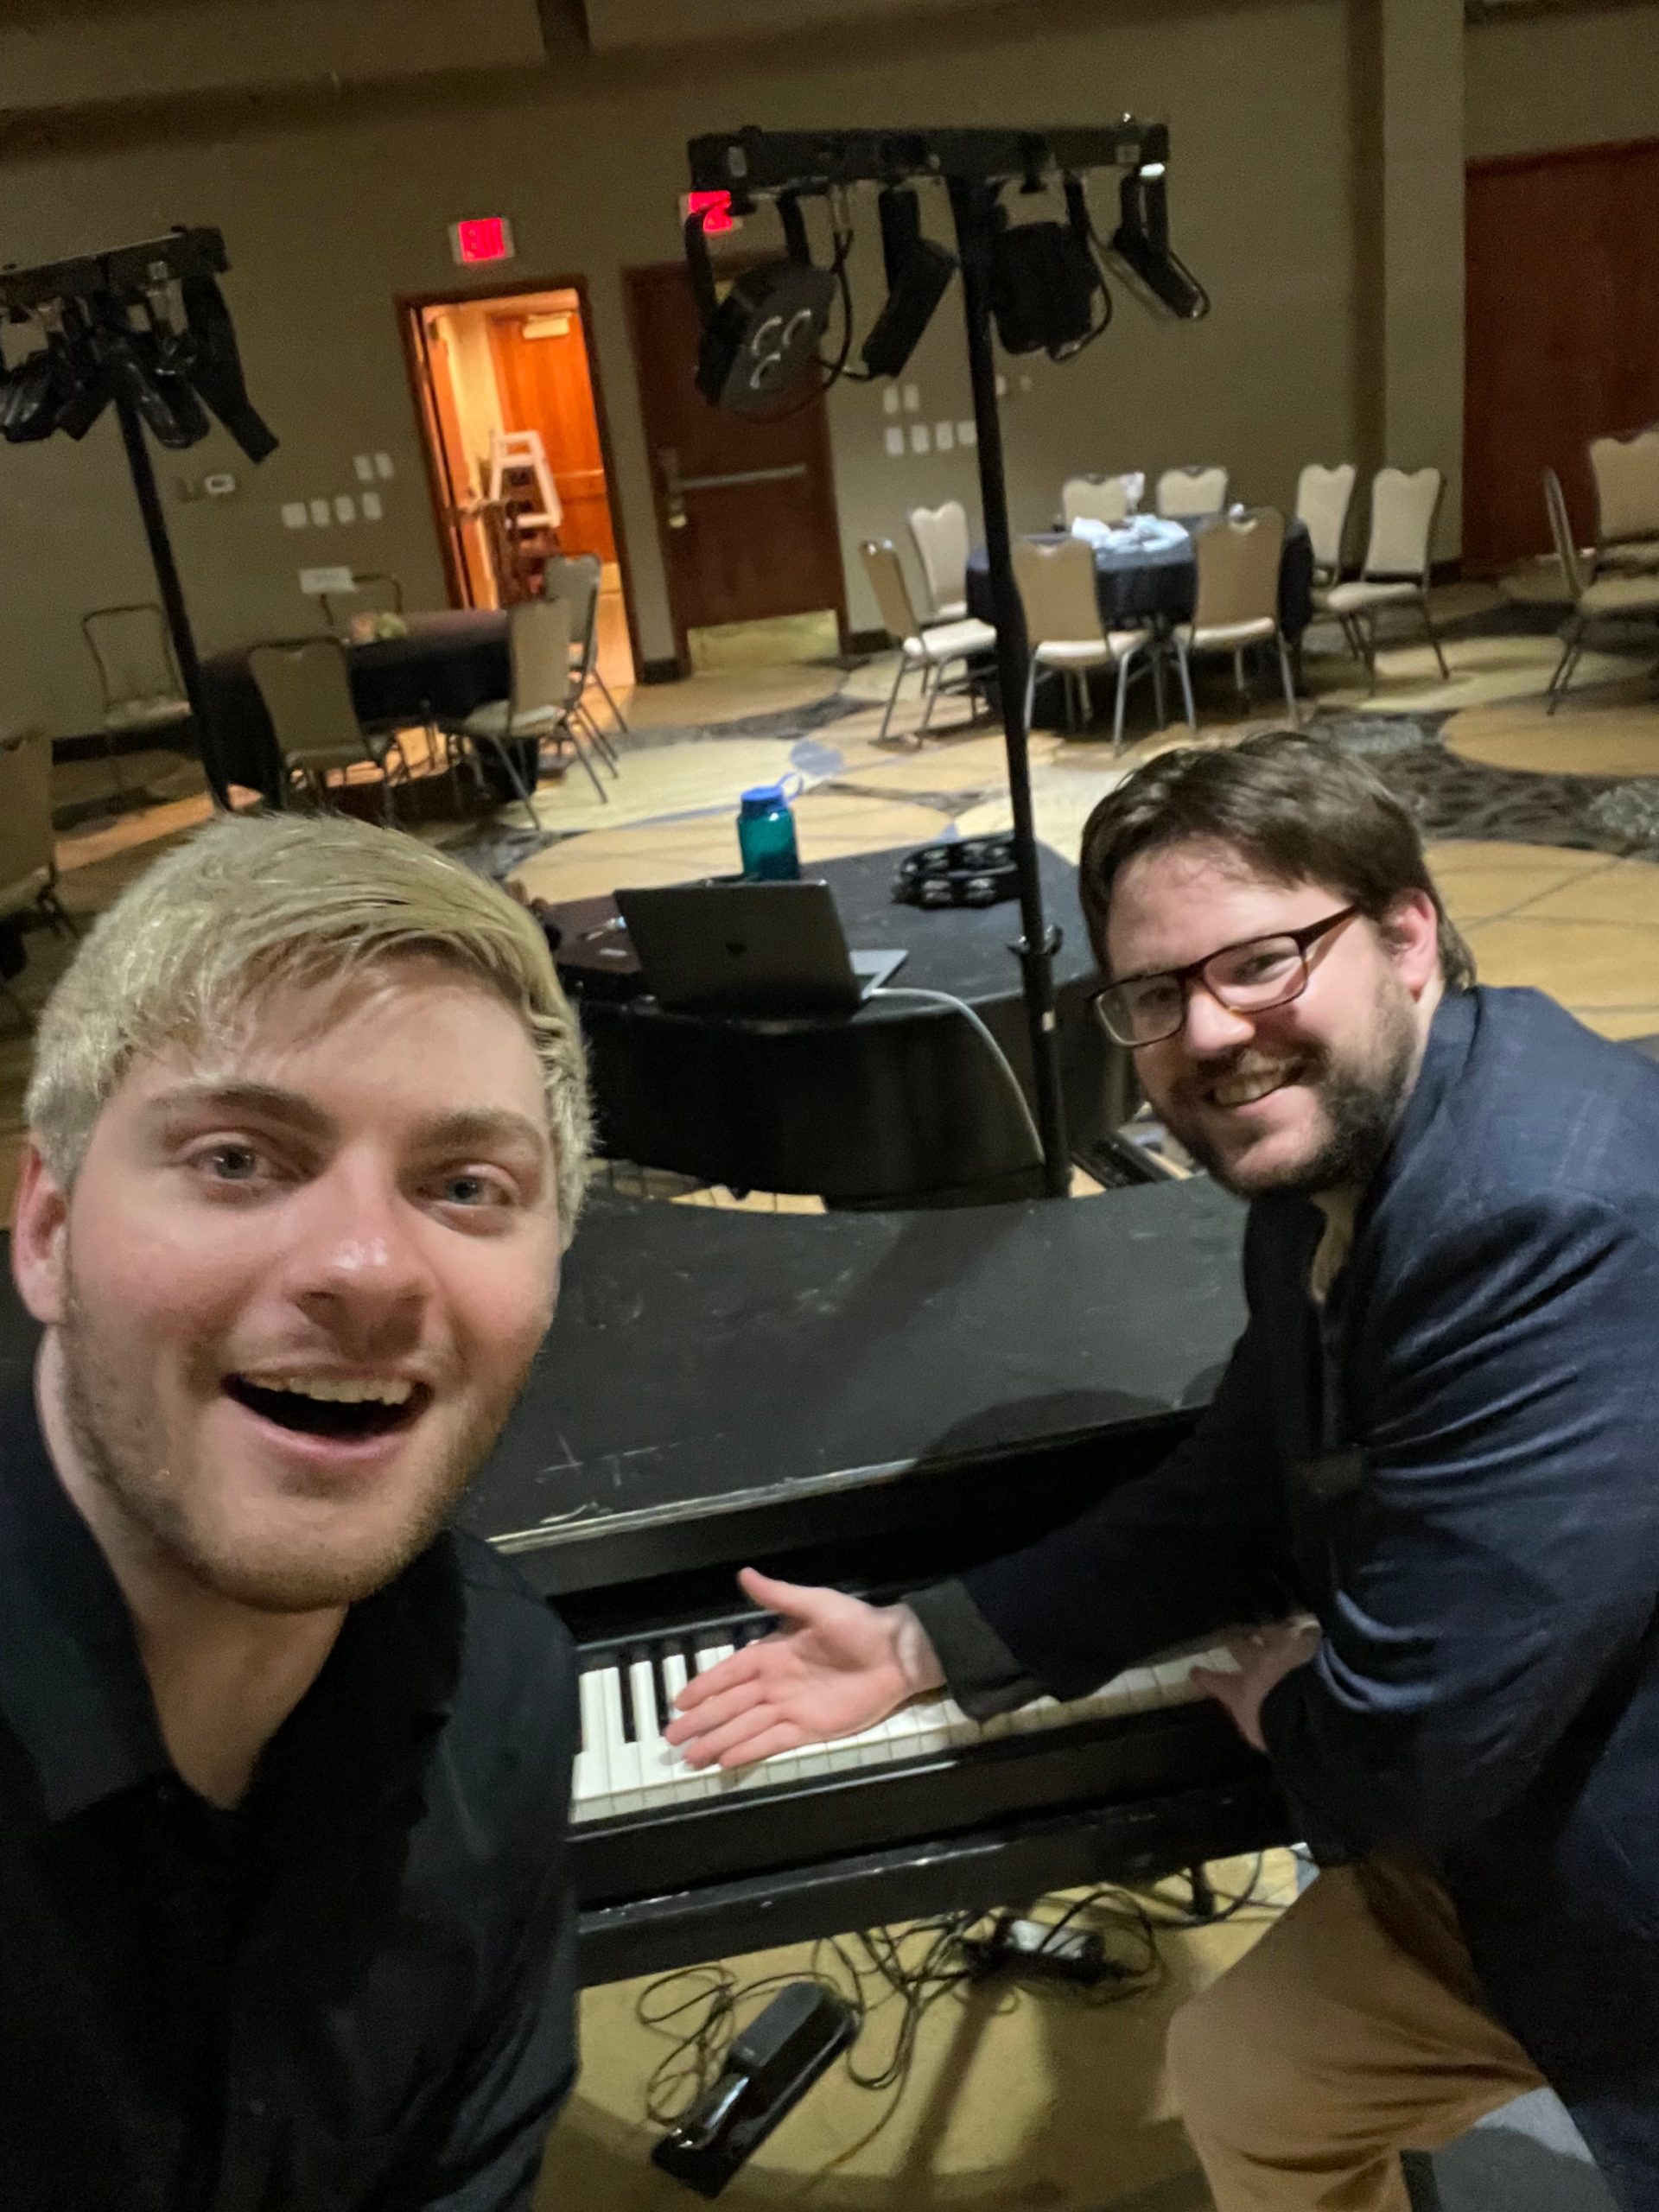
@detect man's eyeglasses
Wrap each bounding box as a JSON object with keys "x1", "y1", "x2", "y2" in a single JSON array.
[{"x1": 1091, "y1": 906, "x2": 1362, "y2": 1047}]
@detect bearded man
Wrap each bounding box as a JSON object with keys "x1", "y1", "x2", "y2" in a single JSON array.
[
  {"x1": 668, "y1": 733, "x2": 1659, "y2": 2211},
  {"x1": 1, "y1": 810, "x2": 589, "y2": 2210}
]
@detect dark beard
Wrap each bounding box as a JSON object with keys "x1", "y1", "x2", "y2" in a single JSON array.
[{"x1": 1173, "y1": 998, "x2": 1418, "y2": 1200}]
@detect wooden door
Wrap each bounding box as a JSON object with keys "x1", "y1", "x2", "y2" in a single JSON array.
[
  {"x1": 1465, "y1": 140, "x2": 1659, "y2": 569},
  {"x1": 623, "y1": 262, "x2": 847, "y2": 666},
  {"x1": 487, "y1": 306, "x2": 618, "y2": 563},
  {"x1": 409, "y1": 314, "x2": 496, "y2": 606}
]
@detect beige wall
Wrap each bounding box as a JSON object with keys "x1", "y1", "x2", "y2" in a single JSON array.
[
  {"x1": 1466, "y1": 1, "x2": 1659, "y2": 162},
  {"x1": 1, "y1": 0, "x2": 1353, "y2": 739}
]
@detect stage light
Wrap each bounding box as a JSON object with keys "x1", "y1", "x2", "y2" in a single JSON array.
[
  {"x1": 988, "y1": 177, "x2": 1109, "y2": 359},
  {"x1": 1108, "y1": 162, "x2": 1210, "y2": 321},
  {"x1": 686, "y1": 192, "x2": 837, "y2": 414},
  {"x1": 860, "y1": 186, "x2": 957, "y2": 378}
]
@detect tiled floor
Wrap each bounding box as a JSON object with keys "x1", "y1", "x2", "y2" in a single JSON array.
[{"x1": 13, "y1": 592, "x2": 1659, "y2": 2211}]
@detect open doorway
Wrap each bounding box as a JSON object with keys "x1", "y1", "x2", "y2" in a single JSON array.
[{"x1": 400, "y1": 278, "x2": 637, "y2": 692}]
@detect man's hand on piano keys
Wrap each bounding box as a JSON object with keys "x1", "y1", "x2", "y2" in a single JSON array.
[
  {"x1": 1191, "y1": 1620, "x2": 1322, "y2": 1751},
  {"x1": 663, "y1": 1567, "x2": 946, "y2": 1770}
]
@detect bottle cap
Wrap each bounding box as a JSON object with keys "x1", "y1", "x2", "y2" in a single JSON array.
[{"x1": 740, "y1": 782, "x2": 785, "y2": 811}]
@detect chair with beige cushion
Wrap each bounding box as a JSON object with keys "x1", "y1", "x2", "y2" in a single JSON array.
[
  {"x1": 449, "y1": 597, "x2": 598, "y2": 820},
  {"x1": 1013, "y1": 537, "x2": 1159, "y2": 749},
  {"x1": 249, "y1": 638, "x2": 410, "y2": 819},
  {"x1": 82, "y1": 603, "x2": 193, "y2": 799},
  {"x1": 1295, "y1": 462, "x2": 1358, "y2": 583},
  {"x1": 906, "y1": 500, "x2": 972, "y2": 621},
  {"x1": 1155, "y1": 466, "x2": 1229, "y2": 522},
  {"x1": 1171, "y1": 508, "x2": 1299, "y2": 729},
  {"x1": 861, "y1": 539, "x2": 996, "y2": 745},
  {"x1": 1317, "y1": 467, "x2": 1448, "y2": 683},
  {"x1": 1541, "y1": 467, "x2": 1659, "y2": 714},
  {"x1": 1061, "y1": 475, "x2": 1136, "y2": 529},
  {"x1": 1588, "y1": 428, "x2": 1659, "y2": 575}
]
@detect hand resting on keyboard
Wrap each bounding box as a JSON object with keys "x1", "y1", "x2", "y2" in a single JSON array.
[{"x1": 664, "y1": 1567, "x2": 945, "y2": 1770}]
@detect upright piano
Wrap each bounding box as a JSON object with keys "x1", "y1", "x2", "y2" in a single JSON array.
[{"x1": 460, "y1": 1179, "x2": 1294, "y2": 1986}]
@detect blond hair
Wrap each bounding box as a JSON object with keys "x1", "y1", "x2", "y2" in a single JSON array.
[{"x1": 28, "y1": 811, "x2": 592, "y2": 1238}]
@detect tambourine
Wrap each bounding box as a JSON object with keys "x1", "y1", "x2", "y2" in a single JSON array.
[{"x1": 892, "y1": 836, "x2": 1019, "y2": 909}]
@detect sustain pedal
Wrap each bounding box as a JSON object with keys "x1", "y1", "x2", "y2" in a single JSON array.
[{"x1": 651, "y1": 1981, "x2": 857, "y2": 2197}]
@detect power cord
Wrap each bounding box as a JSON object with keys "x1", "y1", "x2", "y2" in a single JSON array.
[
  {"x1": 865, "y1": 984, "x2": 1045, "y2": 1163},
  {"x1": 635, "y1": 1859, "x2": 1282, "y2": 2134}
]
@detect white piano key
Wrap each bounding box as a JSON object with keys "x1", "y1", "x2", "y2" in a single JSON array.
[
  {"x1": 599, "y1": 1662, "x2": 645, "y2": 1812},
  {"x1": 906, "y1": 1693, "x2": 957, "y2": 1755},
  {"x1": 573, "y1": 1668, "x2": 610, "y2": 1809},
  {"x1": 632, "y1": 1655, "x2": 675, "y2": 1789}
]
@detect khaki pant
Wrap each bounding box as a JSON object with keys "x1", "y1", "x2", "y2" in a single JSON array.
[{"x1": 1166, "y1": 1853, "x2": 1546, "y2": 2212}]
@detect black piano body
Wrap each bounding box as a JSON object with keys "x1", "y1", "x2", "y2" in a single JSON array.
[{"x1": 459, "y1": 1180, "x2": 1295, "y2": 1986}]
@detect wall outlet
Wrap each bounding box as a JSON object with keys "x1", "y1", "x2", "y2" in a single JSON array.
[
  {"x1": 281, "y1": 501, "x2": 309, "y2": 529},
  {"x1": 353, "y1": 454, "x2": 376, "y2": 482},
  {"x1": 308, "y1": 498, "x2": 332, "y2": 527},
  {"x1": 361, "y1": 490, "x2": 384, "y2": 522}
]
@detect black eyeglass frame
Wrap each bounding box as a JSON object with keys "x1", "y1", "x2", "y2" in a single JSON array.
[{"x1": 1091, "y1": 904, "x2": 1363, "y2": 1047}]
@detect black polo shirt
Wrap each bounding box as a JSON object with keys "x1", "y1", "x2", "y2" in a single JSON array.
[{"x1": 0, "y1": 1385, "x2": 578, "y2": 2212}]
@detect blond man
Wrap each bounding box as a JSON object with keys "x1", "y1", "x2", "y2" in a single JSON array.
[{"x1": 1, "y1": 812, "x2": 589, "y2": 2211}]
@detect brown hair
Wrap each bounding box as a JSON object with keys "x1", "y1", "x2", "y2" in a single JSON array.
[{"x1": 1077, "y1": 732, "x2": 1476, "y2": 988}]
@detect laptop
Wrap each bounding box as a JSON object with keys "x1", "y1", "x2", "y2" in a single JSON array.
[{"x1": 613, "y1": 880, "x2": 906, "y2": 1017}]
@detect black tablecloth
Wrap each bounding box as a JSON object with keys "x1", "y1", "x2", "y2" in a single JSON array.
[
  {"x1": 966, "y1": 518, "x2": 1316, "y2": 640},
  {"x1": 550, "y1": 843, "x2": 1128, "y2": 1205},
  {"x1": 200, "y1": 610, "x2": 512, "y2": 804}
]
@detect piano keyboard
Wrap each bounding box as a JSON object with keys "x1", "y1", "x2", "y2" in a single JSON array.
[{"x1": 572, "y1": 1631, "x2": 1241, "y2": 1828}]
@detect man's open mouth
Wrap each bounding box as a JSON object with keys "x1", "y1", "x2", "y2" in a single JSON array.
[{"x1": 222, "y1": 1374, "x2": 430, "y2": 1442}]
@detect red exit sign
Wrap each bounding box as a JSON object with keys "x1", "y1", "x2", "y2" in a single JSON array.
[
  {"x1": 683, "y1": 189, "x2": 737, "y2": 234},
  {"x1": 449, "y1": 216, "x2": 515, "y2": 266}
]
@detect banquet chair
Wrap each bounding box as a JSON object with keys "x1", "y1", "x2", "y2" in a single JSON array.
[
  {"x1": 82, "y1": 603, "x2": 193, "y2": 800},
  {"x1": 1155, "y1": 466, "x2": 1229, "y2": 521},
  {"x1": 449, "y1": 598, "x2": 602, "y2": 820},
  {"x1": 1541, "y1": 467, "x2": 1659, "y2": 715},
  {"x1": 1013, "y1": 537, "x2": 1159, "y2": 750},
  {"x1": 543, "y1": 552, "x2": 626, "y2": 770},
  {"x1": 861, "y1": 540, "x2": 996, "y2": 745},
  {"x1": 248, "y1": 638, "x2": 410, "y2": 820},
  {"x1": 1588, "y1": 428, "x2": 1659, "y2": 575},
  {"x1": 1294, "y1": 463, "x2": 1358, "y2": 583},
  {"x1": 1061, "y1": 475, "x2": 1136, "y2": 529},
  {"x1": 0, "y1": 728, "x2": 73, "y2": 1027},
  {"x1": 906, "y1": 500, "x2": 972, "y2": 622},
  {"x1": 1172, "y1": 509, "x2": 1299, "y2": 729},
  {"x1": 1316, "y1": 466, "x2": 1448, "y2": 683}
]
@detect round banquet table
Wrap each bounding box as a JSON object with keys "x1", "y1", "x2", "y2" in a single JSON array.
[
  {"x1": 200, "y1": 609, "x2": 516, "y2": 805},
  {"x1": 548, "y1": 842, "x2": 1135, "y2": 1205},
  {"x1": 966, "y1": 517, "x2": 1316, "y2": 645}
]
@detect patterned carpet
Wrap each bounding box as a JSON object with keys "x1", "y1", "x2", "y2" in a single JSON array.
[{"x1": 1319, "y1": 710, "x2": 1659, "y2": 860}]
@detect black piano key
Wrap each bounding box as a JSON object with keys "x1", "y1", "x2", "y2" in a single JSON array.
[
  {"x1": 619, "y1": 1658, "x2": 640, "y2": 1744},
  {"x1": 650, "y1": 1652, "x2": 674, "y2": 1734}
]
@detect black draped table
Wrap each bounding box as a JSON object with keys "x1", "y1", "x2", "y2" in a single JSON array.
[
  {"x1": 200, "y1": 609, "x2": 513, "y2": 804},
  {"x1": 966, "y1": 517, "x2": 1316, "y2": 645},
  {"x1": 547, "y1": 842, "x2": 1133, "y2": 1205}
]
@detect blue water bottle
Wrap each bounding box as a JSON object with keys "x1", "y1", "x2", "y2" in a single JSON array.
[{"x1": 736, "y1": 776, "x2": 804, "y2": 880}]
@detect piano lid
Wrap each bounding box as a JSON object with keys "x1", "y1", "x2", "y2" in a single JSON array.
[{"x1": 460, "y1": 1178, "x2": 1245, "y2": 1560}]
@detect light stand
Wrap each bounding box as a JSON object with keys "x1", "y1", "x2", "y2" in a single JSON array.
[
  {"x1": 946, "y1": 171, "x2": 1068, "y2": 1191},
  {"x1": 685, "y1": 125, "x2": 1204, "y2": 1200},
  {"x1": 0, "y1": 226, "x2": 276, "y2": 806}
]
